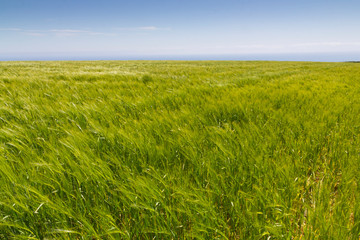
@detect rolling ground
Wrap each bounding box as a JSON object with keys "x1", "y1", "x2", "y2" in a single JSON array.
[{"x1": 1, "y1": 61, "x2": 360, "y2": 239}]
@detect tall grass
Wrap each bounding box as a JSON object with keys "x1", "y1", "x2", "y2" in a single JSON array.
[{"x1": 1, "y1": 61, "x2": 360, "y2": 239}]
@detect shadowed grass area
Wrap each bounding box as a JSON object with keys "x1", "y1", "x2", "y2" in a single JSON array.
[{"x1": 1, "y1": 60, "x2": 360, "y2": 239}]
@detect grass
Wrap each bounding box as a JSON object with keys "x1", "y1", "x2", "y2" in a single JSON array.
[{"x1": 0, "y1": 60, "x2": 360, "y2": 239}]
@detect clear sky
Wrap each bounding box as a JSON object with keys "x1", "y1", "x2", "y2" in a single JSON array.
[{"x1": 1, "y1": 0, "x2": 360, "y2": 60}]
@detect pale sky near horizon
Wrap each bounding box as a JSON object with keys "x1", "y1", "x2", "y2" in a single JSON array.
[{"x1": 1, "y1": 0, "x2": 360, "y2": 60}]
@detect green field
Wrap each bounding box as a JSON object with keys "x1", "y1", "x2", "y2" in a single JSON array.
[{"x1": 1, "y1": 61, "x2": 360, "y2": 239}]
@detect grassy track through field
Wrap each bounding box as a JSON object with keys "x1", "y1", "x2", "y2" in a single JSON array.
[{"x1": 1, "y1": 61, "x2": 360, "y2": 239}]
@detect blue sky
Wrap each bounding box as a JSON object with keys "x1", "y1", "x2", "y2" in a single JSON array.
[{"x1": 1, "y1": 0, "x2": 360, "y2": 60}]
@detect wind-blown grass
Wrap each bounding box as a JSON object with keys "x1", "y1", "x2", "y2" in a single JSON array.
[{"x1": 1, "y1": 60, "x2": 360, "y2": 239}]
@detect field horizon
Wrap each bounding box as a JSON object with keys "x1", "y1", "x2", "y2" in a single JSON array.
[{"x1": 1, "y1": 52, "x2": 360, "y2": 62}]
